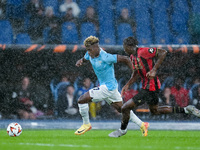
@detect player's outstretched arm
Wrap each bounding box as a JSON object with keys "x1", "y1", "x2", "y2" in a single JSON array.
[
  {"x1": 75, "y1": 58, "x2": 88, "y2": 67},
  {"x1": 117, "y1": 55, "x2": 139, "y2": 95},
  {"x1": 152, "y1": 48, "x2": 167, "y2": 71},
  {"x1": 146, "y1": 49, "x2": 167, "y2": 79},
  {"x1": 121, "y1": 71, "x2": 138, "y2": 95},
  {"x1": 117, "y1": 55, "x2": 134, "y2": 72}
]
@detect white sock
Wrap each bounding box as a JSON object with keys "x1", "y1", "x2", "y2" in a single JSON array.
[
  {"x1": 184, "y1": 107, "x2": 189, "y2": 114},
  {"x1": 78, "y1": 103, "x2": 90, "y2": 124},
  {"x1": 129, "y1": 110, "x2": 143, "y2": 127},
  {"x1": 119, "y1": 128, "x2": 127, "y2": 133}
]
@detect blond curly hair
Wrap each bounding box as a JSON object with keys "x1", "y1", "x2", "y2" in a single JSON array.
[{"x1": 84, "y1": 36, "x2": 99, "y2": 47}]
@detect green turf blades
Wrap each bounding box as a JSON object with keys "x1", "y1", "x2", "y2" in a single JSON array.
[{"x1": 0, "y1": 130, "x2": 200, "y2": 150}]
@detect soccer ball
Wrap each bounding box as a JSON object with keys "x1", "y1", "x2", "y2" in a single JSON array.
[{"x1": 7, "y1": 123, "x2": 22, "y2": 137}]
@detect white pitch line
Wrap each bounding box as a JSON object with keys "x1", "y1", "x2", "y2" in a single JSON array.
[
  {"x1": 2, "y1": 142, "x2": 200, "y2": 150},
  {"x1": 175, "y1": 146, "x2": 200, "y2": 150},
  {"x1": 18, "y1": 143, "x2": 91, "y2": 147}
]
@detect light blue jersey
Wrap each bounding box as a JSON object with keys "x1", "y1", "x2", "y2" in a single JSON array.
[{"x1": 84, "y1": 48, "x2": 118, "y2": 91}]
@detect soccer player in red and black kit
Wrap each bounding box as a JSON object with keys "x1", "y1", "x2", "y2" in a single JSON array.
[{"x1": 109, "y1": 37, "x2": 200, "y2": 138}]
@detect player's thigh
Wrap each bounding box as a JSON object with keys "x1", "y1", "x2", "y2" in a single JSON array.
[
  {"x1": 89, "y1": 85, "x2": 110, "y2": 103},
  {"x1": 122, "y1": 99, "x2": 137, "y2": 111},
  {"x1": 78, "y1": 91, "x2": 92, "y2": 104},
  {"x1": 111, "y1": 101, "x2": 123, "y2": 113}
]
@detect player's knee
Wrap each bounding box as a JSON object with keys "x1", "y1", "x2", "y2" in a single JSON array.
[
  {"x1": 122, "y1": 100, "x2": 136, "y2": 114},
  {"x1": 77, "y1": 92, "x2": 91, "y2": 104},
  {"x1": 149, "y1": 105, "x2": 158, "y2": 114},
  {"x1": 150, "y1": 107, "x2": 159, "y2": 115},
  {"x1": 77, "y1": 99, "x2": 82, "y2": 104},
  {"x1": 121, "y1": 104, "x2": 130, "y2": 114},
  {"x1": 116, "y1": 107, "x2": 122, "y2": 113},
  {"x1": 77, "y1": 95, "x2": 84, "y2": 104},
  {"x1": 150, "y1": 109, "x2": 156, "y2": 114}
]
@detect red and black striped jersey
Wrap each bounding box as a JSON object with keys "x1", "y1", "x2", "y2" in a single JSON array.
[{"x1": 130, "y1": 47, "x2": 161, "y2": 91}]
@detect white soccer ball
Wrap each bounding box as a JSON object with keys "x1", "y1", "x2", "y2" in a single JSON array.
[{"x1": 7, "y1": 123, "x2": 22, "y2": 137}]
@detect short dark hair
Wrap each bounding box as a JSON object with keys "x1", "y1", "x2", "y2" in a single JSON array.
[{"x1": 123, "y1": 37, "x2": 138, "y2": 46}]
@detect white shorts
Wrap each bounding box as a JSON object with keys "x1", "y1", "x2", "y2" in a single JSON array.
[{"x1": 89, "y1": 85, "x2": 122, "y2": 104}]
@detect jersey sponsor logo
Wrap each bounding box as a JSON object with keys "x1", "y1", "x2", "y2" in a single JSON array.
[{"x1": 148, "y1": 48, "x2": 154, "y2": 54}]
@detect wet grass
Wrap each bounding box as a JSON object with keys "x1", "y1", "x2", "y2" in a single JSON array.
[{"x1": 0, "y1": 129, "x2": 200, "y2": 150}]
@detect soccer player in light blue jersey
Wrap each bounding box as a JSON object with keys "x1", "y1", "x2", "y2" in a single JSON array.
[{"x1": 74, "y1": 36, "x2": 146, "y2": 136}]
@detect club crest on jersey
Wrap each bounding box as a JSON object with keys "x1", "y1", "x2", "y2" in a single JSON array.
[{"x1": 148, "y1": 48, "x2": 154, "y2": 53}]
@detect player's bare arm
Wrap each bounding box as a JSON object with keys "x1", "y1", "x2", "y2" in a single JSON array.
[
  {"x1": 117, "y1": 55, "x2": 139, "y2": 95},
  {"x1": 146, "y1": 49, "x2": 167, "y2": 79},
  {"x1": 75, "y1": 58, "x2": 88, "y2": 67},
  {"x1": 121, "y1": 71, "x2": 139, "y2": 95},
  {"x1": 117, "y1": 55, "x2": 134, "y2": 72}
]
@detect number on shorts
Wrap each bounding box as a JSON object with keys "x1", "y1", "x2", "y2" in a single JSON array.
[{"x1": 93, "y1": 87, "x2": 100, "y2": 90}]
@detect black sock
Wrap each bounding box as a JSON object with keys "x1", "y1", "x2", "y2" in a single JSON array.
[
  {"x1": 172, "y1": 106, "x2": 185, "y2": 113},
  {"x1": 120, "y1": 121, "x2": 128, "y2": 130}
]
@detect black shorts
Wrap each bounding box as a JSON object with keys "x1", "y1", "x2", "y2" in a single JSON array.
[{"x1": 132, "y1": 89, "x2": 159, "y2": 106}]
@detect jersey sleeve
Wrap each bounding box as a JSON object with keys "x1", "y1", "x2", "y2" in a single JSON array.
[
  {"x1": 84, "y1": 51, "x2": 90, "y2": 60},
  {"x1": 139, "y1": 47, "x2": 157, "y2": 59},
  {"x1": 102, "y1": 51, "x2": 117, "y2": 64}
]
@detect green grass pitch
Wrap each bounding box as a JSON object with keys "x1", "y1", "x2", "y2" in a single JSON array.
[{"x1": 0, "y1": 129, "x2": 200, "y2": 150}]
